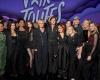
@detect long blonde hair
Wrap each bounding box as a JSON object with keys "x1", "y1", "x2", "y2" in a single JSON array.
[
  {"x1": 66, "y1": 26, "x2": 77, "y2": 37},
  {"x1": 89, "y1": 22, "x2": 99, "y2": 35}
]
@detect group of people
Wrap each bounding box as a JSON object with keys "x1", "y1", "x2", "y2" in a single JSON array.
[{"x1": 0, "y1": 16, "x2": 100, "y2": 80}]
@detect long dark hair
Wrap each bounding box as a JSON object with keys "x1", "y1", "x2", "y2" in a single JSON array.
[
  {"x1": 17, "y1": 18, "x2": 26, "y2": 30},
  {"x1": 26, "y1": 21, "x2": 34, "y2": 30},
  {"x1": 7, "y1": 21, "x2": 16, "y2": 31}
]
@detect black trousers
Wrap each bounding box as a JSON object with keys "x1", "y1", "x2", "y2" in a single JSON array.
[
  {"x1": 6, "y1": 45, "x2": 17, "y2": 75},
  {"x1": 35, "y1": 48, "x2": 48, "y2": 75},
  {"x1": 68, "y1": 53, "x2": 77, "y2": 79},
  {"x1": 48, "y1": 42, "x2": 58, "y2": 74}
]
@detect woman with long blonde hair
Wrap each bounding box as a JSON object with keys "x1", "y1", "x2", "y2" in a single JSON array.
[{"x1": 66, "y1": 27, "x2": 82, "y2": 80}]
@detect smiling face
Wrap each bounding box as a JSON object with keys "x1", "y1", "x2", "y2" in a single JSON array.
[
  {"x1": 89, "y1": 23, "x2": 97, "y2": 32},
  {"x1": 58, "y1": 26, "x2": 64, "y2": 33},
  {"x1": 27, "y1": 22, "x2": 33, "y2": 28},
  {"x1": 11, "y1": 23, "x2": 16, "y2": 30},
  {"x1": 67, "y1": 27, "x2": 73, "y2": 35},
  {"x1": 38, "y1": 20, "x2": 44, "y2": 28},
  {"x1": 73, "y1": 19, "x2": 80, "y2": 25},
  {"x1": 82, "y1": 20, "x2": 90, "y2": 30},
  {"x1": 19, "y1": 20, "x2": 25, "y2": 27},
  {"x1": 50, "y1": 18, "x2": 56, "y2": 25},
  {"x1": 66, "y1": 21, "x2": 71, "y2": 27}
]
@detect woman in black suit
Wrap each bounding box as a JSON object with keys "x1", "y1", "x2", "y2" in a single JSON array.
[{"x1": 34, "y1": 20, "x2": 48, "y2": 77}]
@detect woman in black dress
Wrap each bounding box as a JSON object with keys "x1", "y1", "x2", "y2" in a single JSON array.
[
  {"x1": 81, "y1": 22, "x2": 98, "y2": 80},
  {"x1": 66, "y1": 26, "x2": 82, "y2": 80},
  {"x1": 26, "y1": 21, "x2": 35, "y2": 75},
  {"x1": 6, "y1": 22, "x2": 18, "y2": 76},
  {"x1": 57, "y1": 24, "x2": 69, "y2": 79},
  {"x1": 17, "y1": 19, "x2": 28, "y2": 75}
]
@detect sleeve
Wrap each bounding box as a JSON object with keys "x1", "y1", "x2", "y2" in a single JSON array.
[
  {"x1": 89, "y1": 33, "x2": 98, "y2": 56},
  {"x1": 32, "y1": 29, "x2": 38, "y2": 49},
  {"x1": 75, "y1": 33, "x2": 83, "y2": 47}
]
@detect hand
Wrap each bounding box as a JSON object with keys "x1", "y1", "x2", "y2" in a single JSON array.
[
  {"x1": 76, "y1": 47, "x2": 82, "y2": 54},
  {"x1": 87, "y1": 56, "x2": 92, "y2": 61},
  {"x1": 34, "y1": 49, "x2": 38, "y2": 51},
  {"x1": 77, "y1": 54, "x2": 81, "y2": 60},
  {"x1": 76, "y1": 48, "x2": 80, "y2": 56},
  {"x1": 76, "y1": 47, "x2": 79, "y2": 51},
  {"x1": 54, "y1": 54, "x2": 57, "y2": 58}
]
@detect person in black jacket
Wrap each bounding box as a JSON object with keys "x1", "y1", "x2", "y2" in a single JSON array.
[
  {"x1": 34, "y1": 20, "x2": 48, "y2": 77},
  {"x1": 57, "y1": 23, "x2": 69, "y2": 79},
  {"x1": 47, "y1": 16, "x2": 58, "y2": 78},
  {"x1": 66, "y1": 26, "x2": 82, "y2": 80},
  {"x1": 73, "y1": 16, "x2": 83, "y2": 42}
]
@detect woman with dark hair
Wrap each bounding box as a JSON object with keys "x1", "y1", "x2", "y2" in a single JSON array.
[
  {"x1": 47, "y1": 16, "x2": 58, "y2": 78},
  {"x1": 65, "y1": 20, "x2": 72, "y2": 29},
  {"x1": 26, "y1": 21, "x2": 35, "y2": 75},
  {"x1": 6, "y1": 22, "x2": 18, "y2": 76},
  {"x1": 17, "y1": 19, "x2": 28, "y2": 75},
  {"x1": 57, "y1": 23, "x2": 69, "y2": 79}
]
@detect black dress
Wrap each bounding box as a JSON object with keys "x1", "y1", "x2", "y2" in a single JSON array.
[
  {"x1": 26, "y1": 29, "x2": 35, "y2": 49},
  {"x1": 6, "y1": 30, "x2": 18, "y2": 75},
  {"x1": 75, "y1": 30, "x2": 88, "y2": 80},
  {"x1": 16, "y1": 30, "x2": 28, "y2": 75},
  {"x1": 34, "y1": 28, "x2": 48, "y2": 75},
  {"x1": 57, "y1": 34, "x2": 69, "y2": 78},
  {"x1": 80, "y1": 32, "x2": 98, "y2": 80},
  {"x1": 67, "y1": 33, "x2": 81, "y2": 79},
  {"x1": 26, "y1": 29, "x2": 35, "y2": 75}
]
